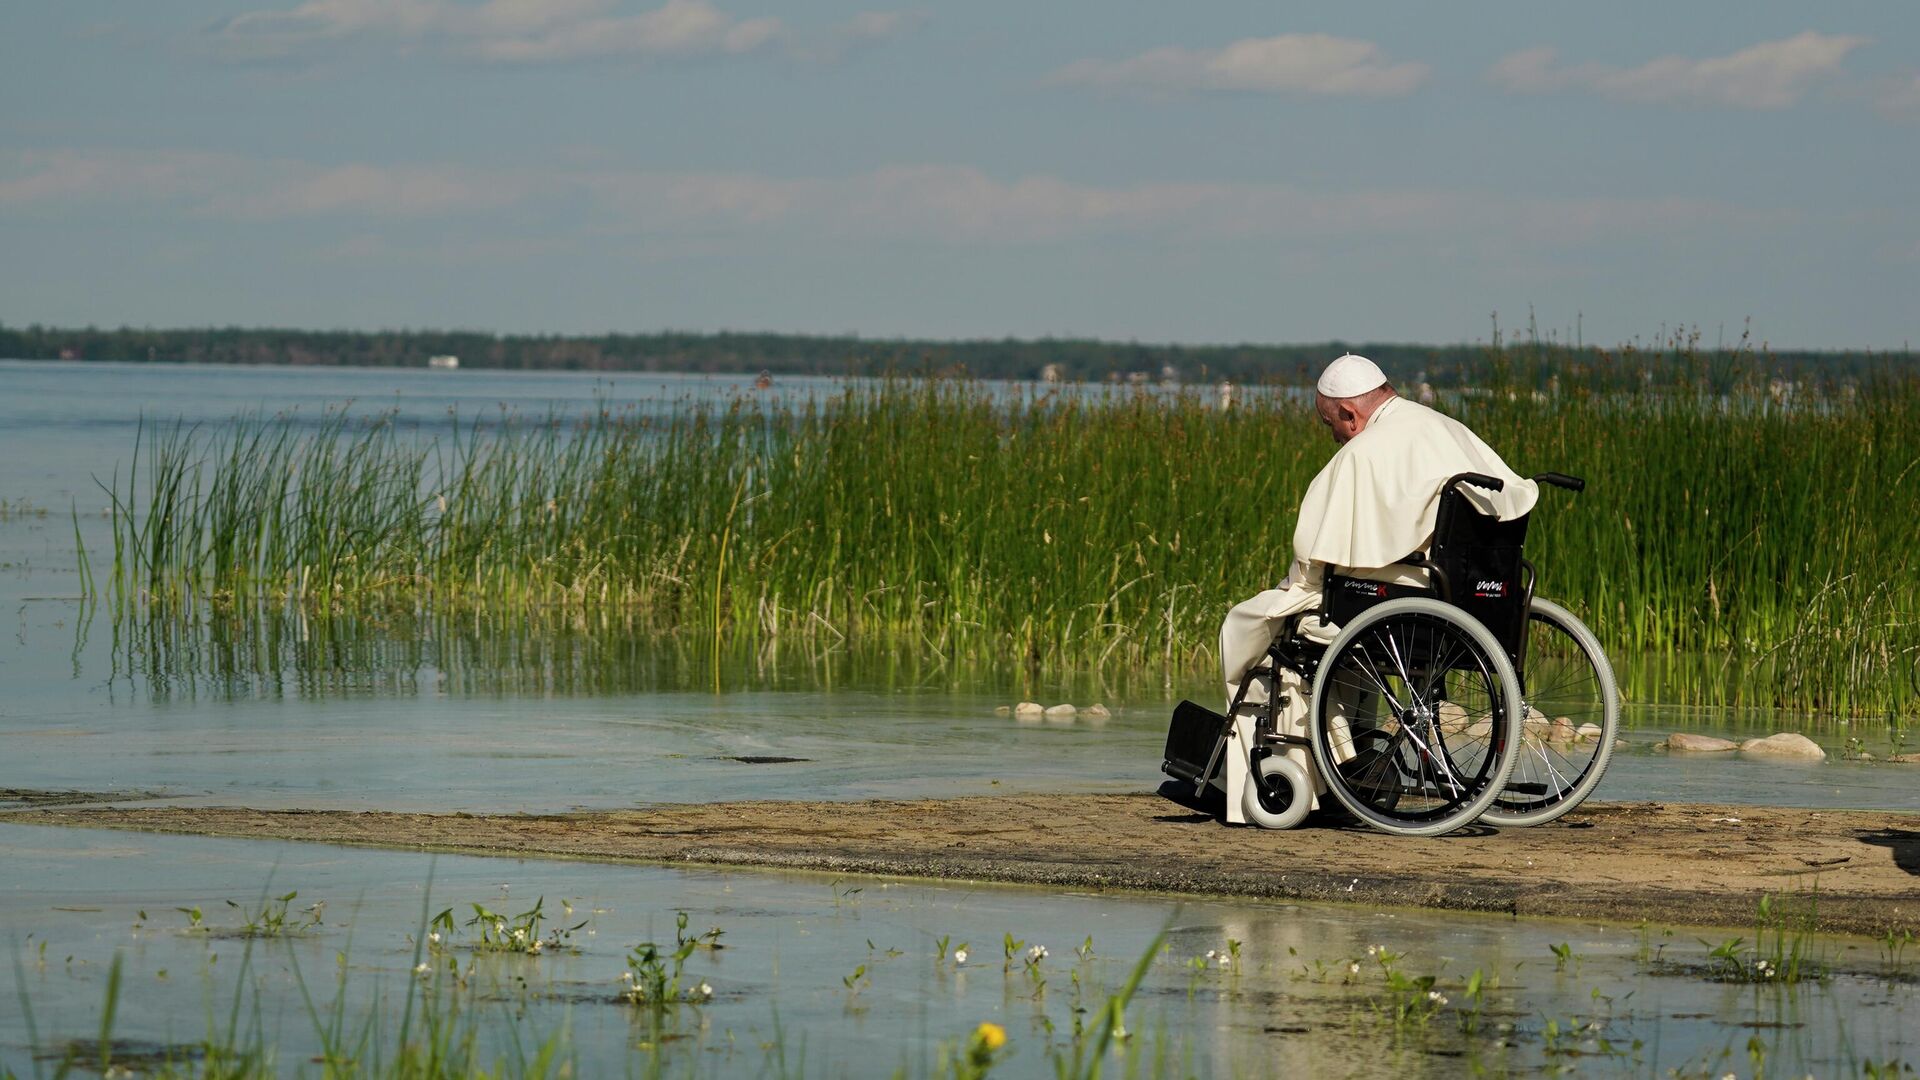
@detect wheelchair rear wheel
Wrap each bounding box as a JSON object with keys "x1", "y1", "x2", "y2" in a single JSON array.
[
  {"x1": 1480, "y1": 597, "x2": 1619, "y2": 827},
  {"x1": 1307, "y1": 597, "x2": 1522, "y2": 836}
]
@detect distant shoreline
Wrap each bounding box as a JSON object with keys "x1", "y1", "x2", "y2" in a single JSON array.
[{"x1": 2, "y1": 324, "x2": 1910, "y2": 385}]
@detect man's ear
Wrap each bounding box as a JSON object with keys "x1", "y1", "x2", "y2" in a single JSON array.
[{"x1": 1337, "y1": 401, "x2": 1359, "y2": 423}]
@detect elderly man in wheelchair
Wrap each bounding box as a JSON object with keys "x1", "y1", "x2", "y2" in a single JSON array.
[{"x1": 1163, "y1": 355, "x2": 1619, "y2": 837}]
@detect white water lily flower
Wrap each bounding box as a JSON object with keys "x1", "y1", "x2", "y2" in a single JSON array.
[
  {"x1": 1205, "y1": 949, "x2": 1218, "y2": 960},
  {"x1": 698, "y1": 982, "x2": 712, "y2": 997},
  {"x1": 953, "y1": 949, "x2": 968, "y2": 964},
  {"x1": 1027, "y1": 944, "x2": 1047, "y2": 962},
  {"x1": 1216, "y1": 954, "x2": 1230, "y2": 967},
  {"x1": 428, "y1": 932, "x2": 440, "y2": 944},
  {"x1": 495, "y1": 922, "x2": 506, "y2": 935},
  {"x1": 528, "y1": 940, "x2": 543, "y2": 954},
  {"x1": 621, "y1": 971, "x2": 635, "y2": 983},
  {"x1": 1348, "y1": 962, "x2": 1361, "y2": 975},
  {"x1": 1428, "y1": 991, "x2": 1449, "y2": 1006},
  {"x1": 413, "y1": 962, "x2": 429, "y2": 974}
]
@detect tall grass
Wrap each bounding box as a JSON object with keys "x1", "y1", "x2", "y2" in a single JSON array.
[{"x1": 93, "y1": 363, "x2": 1920, "y2": 718}]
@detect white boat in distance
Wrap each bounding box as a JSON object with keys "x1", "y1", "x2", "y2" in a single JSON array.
[{"x1": 427, "y1": 355, "x2": 460, "y2": 370}]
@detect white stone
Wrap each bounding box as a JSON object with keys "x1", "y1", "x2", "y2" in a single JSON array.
[
  {"x1": 1014, "y1": 701, "x2": 1045, "y2": 718},
  {"x1": 1739, "y1": 732, "x2": 1826, "y2": 761},
  {"x1": 1667, "y1": 733, "x2": 1739, "y2": 752},
  {"x1": 1084, "y1": 703, "x2": 1112, "y2": 718},
  {"x1": 1044, "y1": 703, "x2": 1078, "y2": 721},
  {"x1": 1890, "y1": 752, "x2": 1920, "y2": 764},
  {"x1": 1576, "y1": 723, "x2": 1603, "y2": 741},
  {"x1": 993, "y1": 705, "x2": 1012, "y2": 716}
]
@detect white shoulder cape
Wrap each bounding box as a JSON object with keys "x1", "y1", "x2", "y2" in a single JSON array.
[{"x1": 1292, "y1": 396, "x2": 1539, "y2": 572}]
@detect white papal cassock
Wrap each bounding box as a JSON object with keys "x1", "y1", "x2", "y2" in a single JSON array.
[{"x1": 1218, "y1": 395, "x2": 1538, "y2": 823}]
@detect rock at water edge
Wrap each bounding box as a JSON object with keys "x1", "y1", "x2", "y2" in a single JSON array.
[
  {"x1": 1739, "y1": 733, "x2": 1826, "y2": 761},
  {"x1": 1667, "y1": 733, "x2": 1739, "y2": 752}
]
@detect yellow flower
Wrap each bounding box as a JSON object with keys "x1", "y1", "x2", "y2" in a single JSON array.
[{"x1": 973, "y1": 1022, "x2": 1007, "y2": 1051}]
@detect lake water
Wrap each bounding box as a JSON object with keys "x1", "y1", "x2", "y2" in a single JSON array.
[{"x1": 0, "y1": 359, "x2": 1914, "y2": 1075}]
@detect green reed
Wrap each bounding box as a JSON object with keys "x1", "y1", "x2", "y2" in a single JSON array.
[{"x1": 93, "y1": 365, "x2": 1920, "y2": 718}]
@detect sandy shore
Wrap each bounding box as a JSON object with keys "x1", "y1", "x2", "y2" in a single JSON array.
[{"x1": 10, "y1": 794, "x2": 1917, "y2": 935}]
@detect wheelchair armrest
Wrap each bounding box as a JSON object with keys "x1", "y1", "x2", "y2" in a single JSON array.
[{"x1": 1408, "y1": 555, "x2": 1451, "y2": 604}]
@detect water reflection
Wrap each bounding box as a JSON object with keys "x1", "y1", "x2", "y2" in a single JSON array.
[
  {"x1": 1, "y1": 825, "x2": 1912, "y2": 1079},
  {"x1": 105, "y1": 601, "x2": 1171, "y2": 704}
]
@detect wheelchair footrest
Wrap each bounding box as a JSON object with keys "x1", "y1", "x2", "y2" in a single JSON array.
[{"x1": 1163, "y1": 699, "x2": 1231, "y2": 784}]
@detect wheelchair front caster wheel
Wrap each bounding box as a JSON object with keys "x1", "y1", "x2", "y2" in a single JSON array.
[{"x1": 1242, "y1": 752, "x2": 1311, "y2": 830}]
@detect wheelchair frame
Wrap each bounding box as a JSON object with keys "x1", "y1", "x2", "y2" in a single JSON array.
[{"x1": 1166, "y1": 470, "x2": 1611, "y2": 836}]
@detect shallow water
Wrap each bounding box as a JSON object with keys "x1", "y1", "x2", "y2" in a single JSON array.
[
  {"x1": 2, "y1": 825, "x2": 1914, "y2": 1078},
  {"x1": 2, "y1": 360, "x2": 1916, "y2": 1075}
]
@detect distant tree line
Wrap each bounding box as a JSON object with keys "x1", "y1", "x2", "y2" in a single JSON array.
[{"x1": 1, "y1": 322, "x2": 1909, "y2": 390}]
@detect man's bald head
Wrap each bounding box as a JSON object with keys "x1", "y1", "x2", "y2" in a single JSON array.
[{"x1": 1315, "y1": 384, "x2": 1396, "y2": 445}]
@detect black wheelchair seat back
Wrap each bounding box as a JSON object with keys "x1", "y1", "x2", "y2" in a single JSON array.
[
  {"x1": 1428, "y1": 482, "x2": 1531, "y2": 660},
  {"x1": 1321, "y1": 475, "x2": 1532, "y2": 665}
]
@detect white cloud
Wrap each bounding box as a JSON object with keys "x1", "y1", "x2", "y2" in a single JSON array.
[
  {"x1": 1488, "y1": 31, "x2": 1869, "y2": 109},
  {"x1": 0, "y1": 148, "x2": 252, "y2": 206},
  {"x1": 1873, "y1": 72, "x2": 1920, "y2": 118},
  {"x1": 1051, "y1": 34, "x2": 1429, "y2": 97},
  {"x1": 0, "y1": 147, "x2": 1787, "y2": 250},
  {"x1": 214, "y1": 163, "x2": 533, "y2": 218},
  {"x1": 0, "y1": 148, "x2": 528, "y2": 219},
  {"x1": 839, "y1": 10, "x2": 919, "y2": 42},
  {"x1": 210, "y1": 0, "x2": 784, "y2": 63}
]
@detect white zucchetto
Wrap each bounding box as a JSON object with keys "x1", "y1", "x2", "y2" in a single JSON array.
[{"x1": 1316, "y1": 353, "x2": 1388, "y2": 399}]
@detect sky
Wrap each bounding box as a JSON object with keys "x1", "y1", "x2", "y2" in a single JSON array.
[{"x1": 3, "y1": 1, "x2": 1917, "y2": 349}]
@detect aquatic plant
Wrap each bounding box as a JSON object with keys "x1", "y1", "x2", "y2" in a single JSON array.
[
  {"x1": 1549, "y1": 941, "x2": 1574, "y2": 971},
  {"x1": 620, "y1": 911, "x2": 721, "y2": 1008},
  {"x1": 170, "y1": 893, "x2": 322, "y2": 939},
  {"x1": 226, "y1": 892, "x2": 322, "y2": 939},
  {"x1": 1697, "y1": 890, "x2": 1826, "y2": 984},
  {"x1": 89, "y1": 353, "x2": 1920, "y2": 717},
  {"x1": 1454, "y1": 967, "x2": 1493, "y2": 1036},
  {"x1": 1360, "y1": 945, "x2": 1448, "y2": 1031},
  {"x1": 1881, "y1": 929, "x2": 1917, "y2": 976},
  {"x1": 1045, "y1": 926, "x2": 1164, "y2": 1080},
  {"x1": 440, "y1": 896, "x2": 584, "y2": 956}
]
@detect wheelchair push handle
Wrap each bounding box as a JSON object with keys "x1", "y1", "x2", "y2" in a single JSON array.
[
  {"x1": 1532, "y1": 471, "x2": 1586, "y2": 493},
  {"x1": 1445, "y1": 471, "x2": 1505, "y2": 495}
]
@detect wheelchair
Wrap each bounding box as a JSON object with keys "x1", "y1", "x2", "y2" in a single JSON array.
[{"x1": 1163, "y1": 471, "x2": 1619, "y2": 837}]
